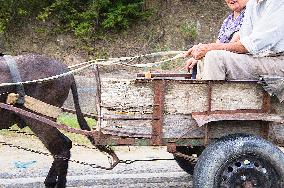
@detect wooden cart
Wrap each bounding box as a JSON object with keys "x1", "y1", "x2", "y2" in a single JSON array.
[{"x1": 96, "y1": 73, "x2": 284, "y2": 188}]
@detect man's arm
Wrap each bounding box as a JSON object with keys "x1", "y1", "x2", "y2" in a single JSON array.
[
  {"x1": 211, "y1": 41, "x2": 248, "y2": 53},
  {"x1": 240, "y1": 2, "x2": 284, "y2": 55},
  {"x1": 191, "y1": 41, "x2": 248, "y2": 60}
]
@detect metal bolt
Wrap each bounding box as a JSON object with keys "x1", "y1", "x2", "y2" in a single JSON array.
[
  {"x1": 244, "y1": 159, "x2": 250, "y2": 165},
  {"x1": 240, "y1": 175, "x2": 247, "y2": 181}
]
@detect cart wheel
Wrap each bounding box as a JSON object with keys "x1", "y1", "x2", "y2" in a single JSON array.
[
  {"x1": 193, "y1": 134, "x2": 284, "y2": 188},
  {"x1": 174, "y1": 146, "x2": 204, "y2": 175}
]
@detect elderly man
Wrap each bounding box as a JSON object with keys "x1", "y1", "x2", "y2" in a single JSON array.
[{"x1": 184, "y1": 0, "x2": 284, "y2": 80}]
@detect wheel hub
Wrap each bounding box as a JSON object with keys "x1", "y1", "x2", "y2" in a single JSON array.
[{"x1": 219, "y1": 156, "x2": 278, "y2": 188}]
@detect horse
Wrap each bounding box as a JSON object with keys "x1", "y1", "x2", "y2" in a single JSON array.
[{"x1": 0, "y1": 54, "x2": 93, "y2": 188}]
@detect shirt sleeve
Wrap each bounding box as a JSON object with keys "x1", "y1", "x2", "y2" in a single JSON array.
[{"x1": 240, "y1": 1, "x2": 284, "y2": 55}]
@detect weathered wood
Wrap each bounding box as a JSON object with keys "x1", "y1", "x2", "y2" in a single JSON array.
[
  {"x1": 101, "y1": 78, "x2": 154, "y2": 114},
  {"x1": 101, "y1": 79, "x2": 264, "y2": 114},
  {"x1": 211, "y1": 83, "x2": 263, "y2": 111},
  {"x1": 165, "y1": 82, "x2": 209, "y2": 113},
  {"x1": 100, "y1": 78, "x2": 282, "y2": 142},
  {"x1": 208, "y1": 121, "x2": 267, "y2": 138}
]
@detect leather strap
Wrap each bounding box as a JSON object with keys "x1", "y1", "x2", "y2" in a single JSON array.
[{"x1": 4, "y1": 55, "x2": 25, "y2": 105}]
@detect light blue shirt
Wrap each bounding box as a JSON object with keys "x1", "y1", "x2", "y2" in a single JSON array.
[{"x1": 240, "y1": 0, "x2": 284, "y2": 56}]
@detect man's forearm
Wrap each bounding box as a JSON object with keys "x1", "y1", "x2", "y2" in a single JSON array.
[
  {"x1": 209, "y1": 41, "x2": 248, "y2": 54},
  {"x1": 190, "y1": 41, "x2": 249, "y2": 60}
]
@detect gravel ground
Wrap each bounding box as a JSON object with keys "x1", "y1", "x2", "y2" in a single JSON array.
[{"x1": 0, "y1": 134, "x2": 192, "y2": 188}]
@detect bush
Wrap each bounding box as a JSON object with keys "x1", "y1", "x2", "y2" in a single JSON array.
[
  {"x1": 0, "y1": 0, "x2": 49, "y2": 33},
  {"x1": 0, "y1": 0, "x2": 150, "y2": 39}
]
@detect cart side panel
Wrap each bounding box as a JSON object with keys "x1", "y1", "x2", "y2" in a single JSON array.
[
  {"x1": 101, "y1": 114, "x2": 204, "y2": 138},
  {"x1": 100, "y1": 79, "x2": 271, "y2": 141},
  {"x1": 101, "y1": 79, "x2": 265, "y2": 115},
  {"x1": 165, "y1": 82, "x2": 263, "y2": 114}
]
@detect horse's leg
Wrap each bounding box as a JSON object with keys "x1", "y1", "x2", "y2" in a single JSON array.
[{"x1": 27, "y1": 122, "x2": 72, "y2": 188}]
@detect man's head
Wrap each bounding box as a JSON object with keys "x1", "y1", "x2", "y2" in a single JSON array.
[{"x1": 225, "y1": 0, "x2": 249, "y2": 12}]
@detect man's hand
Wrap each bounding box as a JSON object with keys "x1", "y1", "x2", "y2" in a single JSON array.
[
  {"x1": 183, "y1": 43, "x2": 211, "y2": 60},
  {"x1": 191, "y1": 43, "x2": 211, "y2": 60},
  {"x1": 184, "y1": 57, "x2": 198, "y2": 71}
]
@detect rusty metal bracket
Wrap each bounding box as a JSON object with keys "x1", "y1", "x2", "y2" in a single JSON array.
[
  {"x1": 166, "y1": 142, "x2": 177, "y2": 153},
  {"x1": 151, "y1": 79, "x2": 165, "y2": 146},
  {"x1": 262, "y1": 90, "x2": 271, "y2": 113},
  {"x1": 192, "y1": 112, "x2": 284, "y2": 127}
]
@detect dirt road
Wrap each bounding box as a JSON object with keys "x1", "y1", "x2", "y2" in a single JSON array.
[{"x1": 0, "y1": 135, "x2": 192, "y2": 188}]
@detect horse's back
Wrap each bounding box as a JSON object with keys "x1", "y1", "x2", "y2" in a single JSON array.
[
  {"x1": 0, "y1": 53, "x2": 72, "y2": 107},
  {"x1": 16, "y1": 54, "x2": 69, "y2": 81}
]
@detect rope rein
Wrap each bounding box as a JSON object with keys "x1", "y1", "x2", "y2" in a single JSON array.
[{"x1": 0, "y1": 51, "x2": 185, "y2": 87}]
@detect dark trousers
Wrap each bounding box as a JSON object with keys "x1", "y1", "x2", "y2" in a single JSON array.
[{"x1": 191, "y1": 64, "x2": 197, "y2": 79}]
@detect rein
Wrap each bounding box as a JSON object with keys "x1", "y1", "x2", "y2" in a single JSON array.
[{"x1": 0, "y1": 51, "x2": 185, "y2": 87}]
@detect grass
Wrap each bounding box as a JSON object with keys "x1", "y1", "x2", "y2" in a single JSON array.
[
  {"x1": 57, "y1": 113, "x2": 97, "y2": 145},
  {"x1": 57, "y1": 113, "x2": 96, "y2": 129}
]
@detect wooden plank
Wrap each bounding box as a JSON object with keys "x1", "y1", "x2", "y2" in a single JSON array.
[
  {"x1": 165, "y1": 82, "x2": 209, "y2": 114},
  {"x1": 101, "y1": 79, "x2": 265, "y2": 115},
  {"x1": 208, "y1": 121, "x2": 265, "y2": 138},
  {"x1": 211, "y1": 83, "x2": 263, "y2": 111},
  {"x1": 101, "y1": 78, "x2": 154, "y2": 113}
]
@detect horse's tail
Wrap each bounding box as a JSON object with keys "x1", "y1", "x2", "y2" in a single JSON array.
[
  {"x1": 70, "y1": 75, "x2": 120, "y2": 164},
  {"x1": 70, "y1": 77, "x2": 96, "y2": 144}
]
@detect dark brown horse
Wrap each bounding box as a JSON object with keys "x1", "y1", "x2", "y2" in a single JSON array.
[{"x1": 0, "y1": 54, "x2": 92, "y2": 188}]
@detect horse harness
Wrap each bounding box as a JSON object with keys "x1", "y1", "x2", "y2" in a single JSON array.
[
  {"x1": 3, "y1": 55, "x2": 26, "y2": 128},
  {"x1": 3, "y1": 55, "x2": 26, "y2": 104}
]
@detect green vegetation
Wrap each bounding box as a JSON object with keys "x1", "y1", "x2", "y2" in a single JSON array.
[
  {"x1": 57, "y1": 113, "x2": 96, "y2": 144},
  {"x1": 57, "y1": 113, "x2": 96, "y2": 129},
  {"x1": 180, "y1": 21, "x2": 198, "y2": 41},
  {"x1": 0, "y1": 0, "x2": 151, "y2": 39}
]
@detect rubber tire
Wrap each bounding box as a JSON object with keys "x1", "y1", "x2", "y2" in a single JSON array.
[
  {"x1": 193, "y1": 134, "x2": 284, "y2": 188},
  {"x1": 174, "y1": 146, "x2": 204, "y2": 175}
]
